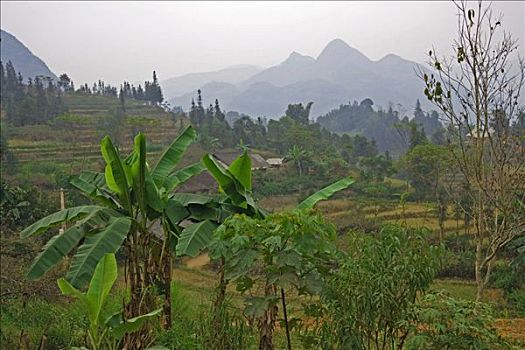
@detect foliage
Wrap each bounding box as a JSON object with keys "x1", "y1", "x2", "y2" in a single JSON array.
[
  {"x1": 490, "y1": 236, "x2": 525, "y2": 315},
  {"x1": 406, "y1": 291, "x2": 511, "y2": 350},
  {"x1": 209, "y1": 210, "x2": 338, "y2": 348},
  {"x1": 154, "y1": 284, "x2": 256, "y2": 350},
  {"x1": 57, "y1": 253, "x2": 162, "y2": 350},
  {"x1": 318, "y1": 99, "x2": 443, "y2": 157},
  {"x1": 399, "y1": 143, "x2": 452, "y2": 201},
  {"x1": 0, "y1": 181, "x2": 53, "y2": 232},
  {"x1": 0, "y1": 297, "x2": 87, "y2": 349},
  {"x1": 0, "y1": 61, "x2": 65, "y2": 126},
  {"x1": 420, "y1": 0, "x2": 525, "y2": 300},
  {"x1": 304, "y1": 225, "x2": 442, "y2": 350}
]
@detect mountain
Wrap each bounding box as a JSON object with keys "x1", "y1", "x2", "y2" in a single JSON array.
[
  {"x1": 167, "y1": 39, "x2": 428, "y2": 118},
  {"x1": 161, "y1": 64, "x2": 261, "y2": 102},
  {"x1": 0, "y1": 29, "x2": 57, "y2": 81}
]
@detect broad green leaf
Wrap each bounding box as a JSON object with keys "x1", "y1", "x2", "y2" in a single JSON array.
[
  {"x1": 66, "y1": 217, "x2": 131, "y2": 288},
  {"x1": 145, "y1": 170, "x2": 164, "y2": 213},
  {"x1": 109, "y1": 308, "x2": 162, "y2": 341},
  {"x1": 170, "y1": 193, "x2": 214, "y2": 206},
  {"x1": 152, "y1": 126, "x2": 197, "y2": 187},
  {"x1": 295, "y1": 177, "x2": 354, "y2": 211},
  {"x1": 69, "y1": 171, "x2": 105, "y2": 196},
  {"x1": 20, "y1": 206, "x2": 103, "y2": 238},
  {"x1": 228, "y1": 150, "x2": 252, "y2": 191},
  {"x1": 27, "y1": 225, "x2": 86, "y2": 280},
  {"x1": 202, "y1": 154, "x2": 245, "y2": 205},
  {"x1": 188, "y1": 204, "x2": 221, "y2": 221},
  {"x1": 101, "y1": 136, "x2": 132, "y2": 210},
  {"x1": 27, "y1": 209, "x2": 119, "y2": 280},
  {"x1": 70, "y1": 172, "x2": 114, "y2": 207},
  {"x1": 86, "y1": 253, "x2": 118, "y2": 324},
  {"x1": 57, "y1": 277, "x2": 85, "y2": 301},
  {"x1": 176, "y1": 220, "x2": 218, "y2": 257},
  {"x1": 161, "y1": 162, "x2": 206, "y2": 192},
  {"x1": 244, "y1": 296, "x2": 279, "y2": 319},
  {"x1": 165, "y1": 199, "x2": 190, "y2": 226},
  {"x1": 131, "y1": 133, "x2": 147, "y2": 215}
]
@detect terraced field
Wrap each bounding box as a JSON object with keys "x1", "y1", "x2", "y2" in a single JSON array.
[{"x1": 6, "y1": 94, "x2": 192, "y2": 168}]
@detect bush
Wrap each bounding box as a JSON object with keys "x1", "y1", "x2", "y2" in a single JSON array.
[
  {"x1": 154, "y1": 284, "x2": 256, "y2": 350},
  {"x1": 352, "y1": 180, "x2": 400, "y2": 199},
  {"x1": 407, "y1": 291, "x2": 511, "y2": 350},
  {"x1": 437, "y1": 235, "x2": 476, "y2": 279},
  {"x1": 0, "y1": 297, "x2": 86, "y2": 349},
  {"x1": 302, "y1": 225, "x2": 442, "y2": 349}
]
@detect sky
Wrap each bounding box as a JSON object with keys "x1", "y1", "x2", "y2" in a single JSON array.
[{"x1": 1, "y1": 1, "x2": 524, "y2": 86}]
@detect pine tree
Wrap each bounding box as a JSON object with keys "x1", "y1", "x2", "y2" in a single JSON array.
[
  {"x1": 214, "y1": 99, "x2": 225, "y2": 121},
  {"x1": 119, "y1": 87, "x2": 126, "y2": 112},
  {"x1": 414, "y1": 99, "x2": 425, "y2": 119}
]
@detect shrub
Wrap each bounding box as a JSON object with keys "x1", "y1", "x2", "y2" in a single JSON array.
[
  {"x1": 155, "y1": 284, "x2": 256, "y2": 350},
  {"x1": 302, "y1": 225, "x2": 442, "y2": 349},
  {"x1": 407, "y1": 291, "x2": 512, "y2": 350},
  {"x1": 437, "y1": 234, "x2": 476, "y2": 279},
  {"x1": 0, "y1": 297, "x2": 86, "y2": 349}
]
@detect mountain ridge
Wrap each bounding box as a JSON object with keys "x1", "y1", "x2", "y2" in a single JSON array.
[
  {"x1": 0, "y1": 29, "x2": 57, "y2": 81},
  {"x1": 166, "y1": 38, "x2": 428, "y2": 118}
]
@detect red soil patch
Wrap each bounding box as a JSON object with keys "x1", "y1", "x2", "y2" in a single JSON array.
[{"x1": 494, "y1": 318, "x2": 525, "y2": 341}]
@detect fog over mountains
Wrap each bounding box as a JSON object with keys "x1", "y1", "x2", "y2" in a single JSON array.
[
  {"x1": 1, "y1": 29, "x2": 429, "y2": 119},
  {"x1": 0, "y1": 29, "x2": 57, "y2": 81},
  {"x1": 164, "y1": 39, "x2": 428, "y2": 119}
]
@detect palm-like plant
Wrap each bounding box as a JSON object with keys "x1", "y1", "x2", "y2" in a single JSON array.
[
  {"x1": 20, "y1": 126, "x2": 210, "y2": 345},
  {"x1": 284, "y1": 144, "x2": 309, "y2": 176}
]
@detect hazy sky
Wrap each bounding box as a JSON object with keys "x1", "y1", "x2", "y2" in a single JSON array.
[{"x1": 1, "y1": 1, "x2": 523, "y2": 86}]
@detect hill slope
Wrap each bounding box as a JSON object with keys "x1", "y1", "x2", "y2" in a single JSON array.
[
  {"x1": 161, "y1": 64, "x2": 261, "y2": 103},
  {"x1": 0, "y1": 29, "x2": 57, "y2": 81}
]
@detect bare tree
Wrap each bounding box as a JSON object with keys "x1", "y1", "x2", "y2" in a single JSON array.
[{"x1": 418, "y1": 0, "x2": 525, "y2": 300}]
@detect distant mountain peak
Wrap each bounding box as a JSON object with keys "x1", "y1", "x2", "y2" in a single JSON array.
[
  {"x1": 379, "y1": 53, "x2": 402, "y2": 61},
  {"x1": 283, "y1": 51, "x2": 315, "y2": 65},
  {"x1": 324, "y1": 38, "x2": 351, "y2": 50},
  {"x1": 316, "y1": 38, "x2": 370, "y2": 66}
]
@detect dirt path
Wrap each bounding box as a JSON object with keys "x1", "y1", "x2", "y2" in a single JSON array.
[{"x1": 183, "y1": 253, "x2": 210, "y2": 268}]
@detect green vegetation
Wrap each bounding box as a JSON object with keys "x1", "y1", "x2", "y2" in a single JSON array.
[{"x1": 1, "y1": 1, "x2": 524, "y2": 349}]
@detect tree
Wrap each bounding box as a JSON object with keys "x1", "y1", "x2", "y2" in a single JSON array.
[
  {"x1": 285, "y1": 102, "x2": 313, "y2": 125},
  {"x1": 307, "y1": 226, "x2": 441, "y2": 350},
  {"x1": 419, "y1": 0, "x2": 525, "y2": 300},
  {"x1": 118, "y1": 88, "x2": 126, "y2": 113},
  {"x1": 284, "y1": 145, "x2": 309, "y2": 177},
  {"x1": 20, "y1": 127, "x2": 208, "y2": 346},
  {"x1": 401, "y1": 143, "x2": 453, "y2": 241},
  {"x1": 58, "y1": 73, "x2": 72, "y2": 91}
]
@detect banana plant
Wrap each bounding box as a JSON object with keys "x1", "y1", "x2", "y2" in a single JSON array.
[
  {"x1": 20, "y1": 126, "x2": 208, "y2": 334},
  {"x1": 173, "y1": 150, "x2": 266, "y2": 258},
  {"x1": 58, "y1": 253, "x2": 162, "y2": 350},
  {"x1": 176, "y1": 149, "x2": 354, "y2": 258}
]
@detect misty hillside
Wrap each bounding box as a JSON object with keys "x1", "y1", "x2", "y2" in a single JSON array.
[
  {"x1": 161, "y1": 64, "x2": 261, "y2": 99},
  {"x1": 167, "y1": 39, "x2": 428, "y2": 118},
  {"x1": 0, "y1": 29, "x2": 57, "y2": 81}
]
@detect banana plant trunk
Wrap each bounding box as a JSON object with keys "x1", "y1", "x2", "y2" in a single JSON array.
[
  {"x1": 160, "y1": 250, "x2": 172, "y2": 329},
  {"x1": 122, "y1": 231, "x2": 157, "y2": 349}
]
